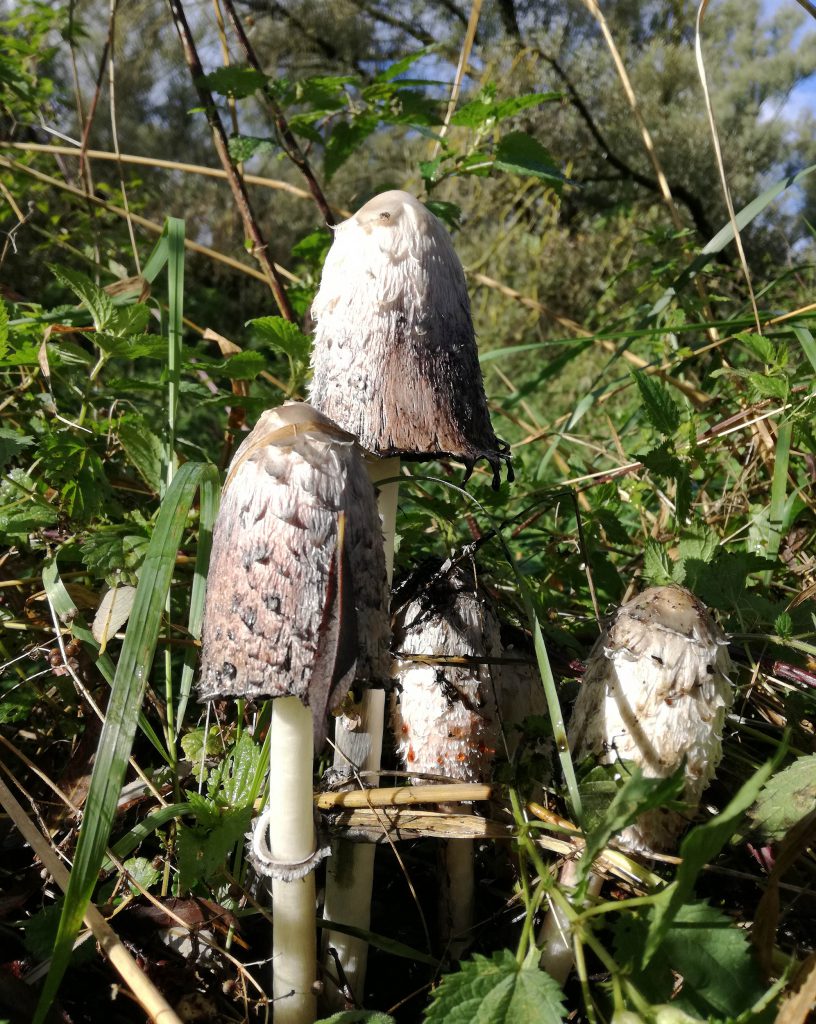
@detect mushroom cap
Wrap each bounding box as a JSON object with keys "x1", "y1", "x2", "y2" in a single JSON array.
[
  {"x1": 390, "y1": 566, "x2": 501, "y2": 784},
  {"x1": 309, "y1": 190, "x2": 512, "y2": 488},
  {"x1": 198, "y1": 402, "x2": 389, "y2": 745},
  {"x1": 568, "y1": 585, "x2": 733, "y2": 852}
]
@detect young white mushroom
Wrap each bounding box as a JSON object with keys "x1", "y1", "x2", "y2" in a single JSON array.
[
  {"x1": 539, "y1": 585, "x2": 733, "y2": 983},
  {"x1": 390, "y1": 565, "x2": 501, "y2": 959},
  {"x1": 569, "y1": 584, "x2": 733, "y2": 852},
  {"x1": 198, "y1": 402, "x2": 388, "y2": 1024},
  {"x1": 310, "y1": 189, "x2": 512, "y2": 999}
]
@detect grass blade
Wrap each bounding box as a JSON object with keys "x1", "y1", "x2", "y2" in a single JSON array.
[{"x1": 34, "y1": 461, "x2": 219, "y2": 1024}]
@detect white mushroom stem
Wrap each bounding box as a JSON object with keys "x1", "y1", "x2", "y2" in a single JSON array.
[
  {"x1": 440, "y1": 806, "x2": 475, "y2": 960},
  {"x1": 269, "y1": 696, "x2": 316, "y2": 1024},
  {"x1": 321, "y1": 456, "x2": 399, "y2": 1008},
  {"x1": 538, "y1": 860, "x2": 603, "y2": 983}
]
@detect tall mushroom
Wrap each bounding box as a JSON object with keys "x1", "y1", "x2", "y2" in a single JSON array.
[
  {"x1": 309, "y1": 189, "x2": 512, "y2": 998},
  {"x1": 198, "y1": 402, "x2": 389, "y2": 1024},
  {"x1": 539, "y1": 584, "x2": 733, "y2": 982}
]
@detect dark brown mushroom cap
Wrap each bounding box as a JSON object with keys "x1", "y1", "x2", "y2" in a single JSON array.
[
  {"x1": 568, "y1": 585, "x2": 733, "y2": 852},
  {"x1": 198, "y1": 402, "x2": 389, "y2": 746},
  {"x1": 309, "y1": 190, "x2": 512, "y2": 489}
]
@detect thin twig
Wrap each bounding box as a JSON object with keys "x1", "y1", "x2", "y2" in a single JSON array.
[
  {"x1": 432, "y1": 0, "x2": 482, "y2": 159},
  {"x1": 220, "y1": 0, "x2": 336, "y2": 227},
  {"x1": 166, "y1": 0, "x2": 294, "y2": 319},
  {"x1": 106, "y1": 0, "x2": 140, "y2": 274}
]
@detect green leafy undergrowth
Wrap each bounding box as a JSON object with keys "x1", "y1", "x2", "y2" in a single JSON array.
[{"x1": 424, "y1": 949, "x2": 566, "y2": 1024}]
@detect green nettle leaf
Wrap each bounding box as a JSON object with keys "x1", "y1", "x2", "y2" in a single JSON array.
[
  {"x1": 107, "y1": 303, "x2": 150, "y2": 337},
  {"x1": 197, "y1": 65, "x2": 267, "y2": 98},
  {"x1": 324, "y1": 115, "x2": 380, "y2": 180},
  {"x1": 123, "y1": 856, "x2": 160, "y2": 893},
  {"x1": 493, "y1": 92, "x2": 561, "y2": 120},
  {"x1": 643, "y1": 539, "x2": 674, "y2": 585},
  {"x1": 118, "y1": 415, "x2": 164, "y2": 493},
  {"x1": 614, "y1": 901, "x2": 766, "y2": 1018},
  {"x1": 737, "y1": 331, "x2": 776, "y2": 364},
  {"x1": 773, "y1": 611, "x2": 793, "y2": 638},
  {"x1": 643, "y1": 759, "x2": 777, "y2": 964},
  {"x1": 0, "y1": 469, "x2": 58, "y2": 537},
  {"x1": 180, "y1": 726, "x2": 222, "y2": 782},
  {"x1": 208, "y1": 732, "x2": 261, "y2": 809},
  {"x1": 49, "y1": 264, "x2": 114, "y2": 331},
  {"x1": 494, "y1": 132, "x2": 564, "y2": 186},
  {"x1": 177, "y1": 806, "x2": 253, "y2": 891},
  {"x1": 746, "y1": 755, "x2": 816, "y2": 841},
  {"x1": 228, "y1": 134, "x2": 276, "y2": 163},
  {"x1": 0, "y1": 427, "x2": 34, "y2": 471},
  {"x1": 746, "y1": 372, "x2": 788, "y2": 403},
  {"x1": 222, "y1": 350, "x2": 268, "y2": 379},
  {"x1": 451, "y1": 97, "x2": 497, "y2": 128},
  {"x1": 631, "y1": 369, "x2": 681, "y2": 436},
  {"x1": 248, "y1": 315, "x2": 312, "y2": 363},
  {"x1": 425, "y1": 200, "x2": 462, "y2": 228},
  {"x1": 424, "y1": 949, "x2": 566, "y2": 1024}
]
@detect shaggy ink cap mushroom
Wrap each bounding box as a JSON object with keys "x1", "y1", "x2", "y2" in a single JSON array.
[
  {"x1": 568, "y1": 584, "x2": 733, "y2": 853},
  {"x1": 198, "y1": 401, "x2": 390, "y2": 747},
  {"x1": 309, "y1": 190, "x2": 513, "y2": 489}
]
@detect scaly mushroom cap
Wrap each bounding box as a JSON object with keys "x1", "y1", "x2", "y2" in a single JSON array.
[
  {"x1": 198, "y1": 403, "x2": 389, "y2": 745},
  {"x1": 568, "y1": 585, "x2": 733, "y2": 852},
  {"x1": 309, "y1": 190, "x2": 512, "y2": 488},
  {"x1": 390, "y1": 566, "x2": 502, "y2": 783}
]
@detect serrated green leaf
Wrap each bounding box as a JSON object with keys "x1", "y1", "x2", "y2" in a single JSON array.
[
  {"x1": 118, "y1": 415, "x2": 164, "y2": 492},
  {"x1": 177, "y1": 806, "x2": 253, "y2": 890},
  {"x1": 736, "y1": 331, "x2": 776, "y2": 364},
  {"x1": 228, "y1": 134, "x2": 276, "y2": 162},
  {"x1": 248, "y1": 315, "x2": 311, "y2": 362},
  {"x1": 197, "y1": 65, "x2": 267, "y2": 98},
  {"x1": 643, "y1": 539, "x2": 674, "y2": 585},
  {"x1": 631, "y1": 369, "x2": 681, "y2": 436},
  {"x1": 425, "y1": 200, "x2": 461, "y2": 228},
  {"x1": 324, "y1": 116, "x2": 379, "y2": 180},
  {"x1": 107, "y1": 303, "x2": 150, "y2": 337},
  {"x1": 0, "y1": 469, "x2": 58, "y2": 536},
  {"x1": 747, "y1": 755, "x2": 816, "y2": 841},
  {"x1": 123, "y1": 856, "x2": 160, "y2": 893},
  {"x1": 746, "y1": 372, "x2": 788, "y2": 402},
  {"x1": 494, "y1": 132, "x2": 563, "y2": 186},
  {"x1": 424, "y1": 949, "x2": 565, "y2": 1024},
  {"x1": 615, "y1": 901, "x2": 765, "y2": 1018},
  {"x1": 209, "y1": 732, "x2": 261, "y2": 809},
  {"x1": 181, "y1": 726, "x2": 222, "y2": 782},
  {"x1": 49, "y1": 264, "x2": 114, "y2": 331},
  {"x1": 493, "y1": 92, "x2": 560, "y2": 120},
  {"x1": 375, "y1": 46, "x2": 433, "y2": 83},
  {"x1": 451, "y1": 97, "x2": 496, "y2": 128},
  {"x1": 643, "y1": 758, "x2": 778, "y2": 965},
  {"x1": 0, "y1": 427, "x2": 34, "y2": 471}
]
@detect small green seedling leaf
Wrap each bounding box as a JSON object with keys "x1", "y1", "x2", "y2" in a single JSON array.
[
  {"x1": 248, "y1": 316, "x2": 311, "y2": 363},
  {"x1": 123, "y1": 856, "x2": 160, "y2": 893},
  {"x1": 424, "y1": 948, "x2": 566, "y2": 1024}
]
